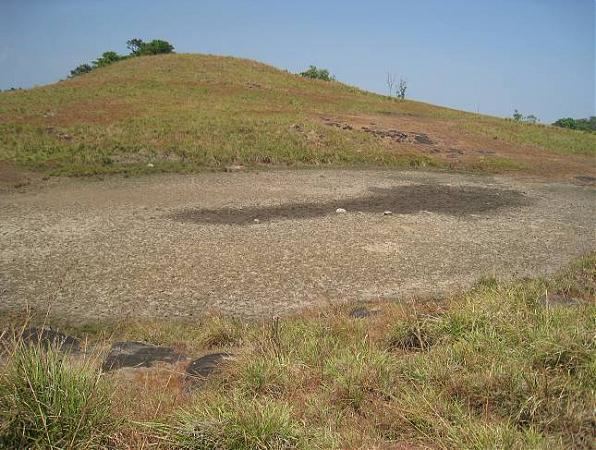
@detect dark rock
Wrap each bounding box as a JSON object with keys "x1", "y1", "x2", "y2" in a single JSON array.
[
  {"x1": 186, "y1": 352, "x2": 233, "y2": 379},
  {"x1": 575, "y1": 176, "x2": 596, "y2": 185},
  {"x1": 349, "y1": 306, "x2": 381, "y2": 319},
  {"x1": 414, "y1": 134, "x2": 434, "y2": 145},
  {"x1": 102, "y1": 341, "x2": 185, "y2": 371},
  {"x1": 19, "y1": 327, "x2": 81, "y2": 352}
]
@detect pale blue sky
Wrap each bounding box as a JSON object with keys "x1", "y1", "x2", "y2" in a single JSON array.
[{"x1": 1, "y1": 0, "x2": 594, "y2": 122}]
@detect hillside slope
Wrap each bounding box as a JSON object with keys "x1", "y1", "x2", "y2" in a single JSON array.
[{"x1": 0, "y1": 53, "x2": 594, "y2": 179}]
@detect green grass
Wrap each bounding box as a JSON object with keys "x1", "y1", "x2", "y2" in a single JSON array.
[
  {"x1": 162, "y1": 396, "x2": 307, "y2": 449},
  {"x1": 2, "y1": 254, "x2": 594, "y2": 448},
  {"x1": 1, "y1": 53, "x2": 594, "y2": 177},
  {"x1": 467, "y1": 156, "x2": 527, "y2": 172},
  {"x1": 463, "y1": 116, "x2": 596, "y2": 156},
  {"x1": 0, "y1": 341, "x2": 115, "y2": 449}
]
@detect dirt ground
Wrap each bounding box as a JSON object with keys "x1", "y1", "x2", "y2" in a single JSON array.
[
  {"x1": 0, "y1": 169, "x2": 594, "y2": 322},
  {"x1": 322, "y1": 114, "x2": 596, "y2": 182}
]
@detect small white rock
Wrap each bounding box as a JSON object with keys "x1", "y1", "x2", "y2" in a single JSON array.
[
  {"x1": 225, "y1": 165, "x2": 245, "y2": 172},
  {"x1": 147, "y1": 163, "x2": 154, "y2": 168},
  {"x1": 336, "y1": 208, "x2": 347, "y2": 214},
  {"x1": 383, "y1": 210, "x2": 393, "y2": 216},
  {"x1": 253, "y1": 218, "x2": 260, "y2": 223}
]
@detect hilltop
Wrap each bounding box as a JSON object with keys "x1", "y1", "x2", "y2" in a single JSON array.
[{"x1": 0, "y1": 53, "x2": 594, "y2": 181}]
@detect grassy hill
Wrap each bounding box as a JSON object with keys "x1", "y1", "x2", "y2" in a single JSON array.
[{"x1": 0, "y1": 53, "x2": 594, "y2": 177}]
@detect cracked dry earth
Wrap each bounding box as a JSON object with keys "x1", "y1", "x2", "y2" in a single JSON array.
[{"x1": 0, "y1": 169, "x2": 594, "y2": 322}]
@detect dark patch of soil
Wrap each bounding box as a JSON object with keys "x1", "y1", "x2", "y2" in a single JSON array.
[
  {"x1": 186, "y1": 352, "x2": 233, "y2": 378},
  {"x1": 103, "y1": 341, "x2": 186, "y2": 371},
  {"x1": 170, "y1": 184, "x2": 528, "y2": 225}
]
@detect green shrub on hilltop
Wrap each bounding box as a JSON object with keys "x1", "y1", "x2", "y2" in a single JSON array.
[
  {"x1": 127, "y1": 38, "x2": 175, "y2": 56},
  {"x1": 300, "y1": 65, "x2": 334, "y2": 81},
  {"x1": 553, "y1": 116, "x2": 596, "y2": 132},
  {"x1": 69, "y1": 38, "x2": 175, "y2": 78},
  {"x1": 69, "y1": 63, "x2": 93, "y2": 77},
  {"x1": 93, "y1": 50, "x2": 126, "y2": 68}
]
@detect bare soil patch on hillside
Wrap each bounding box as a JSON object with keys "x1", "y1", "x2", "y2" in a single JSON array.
[
  {"x1": 319, "y1": 114, "x2": 596, "y2": 180},
  {"x1": 0, "y1": 169, "x2": 593, "y2": 322}
]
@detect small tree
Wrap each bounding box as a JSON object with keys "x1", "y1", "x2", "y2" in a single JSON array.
[
  {"x1": 386, "y1": 73, "x2": 396, "y2": 97},
  {"x1": 93, "y1": 51, "x2": 125, "y2": 68},
  {"x1": 513, "y1": 110, "x2": 539, "y2": 124},
  {"x1": 300, "y1": 65, "x2": 333, "y2": 81},
  {"x1": 69, "y1": 64, "x2": 93, "y2": 78},
  {"x1": 397, "y1": 78, "x2": 407, "y2": 99},
  {"x1": 130, "y1": 39, "x2": 175, "y2": 56},
  {"x1": 576, "y1": 116, "x2": 596, "y2": 131},
  {"x1": 126, "y1": 38, "x2": 144, "y2": 55},
  {"x1": 553, "y1": 118, "x2": 577, "y2": 129},
  {"x1": 553, "y1": 116, "x2": 595, "y2": 132}
]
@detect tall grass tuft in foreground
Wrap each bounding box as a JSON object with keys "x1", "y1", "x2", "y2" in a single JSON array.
[
  {"x1": 0, "y1": 341, "x2": 114, "y2": 449},
  {"x1": 161, "y1": 395, "x2": 306, "y2": 449}
]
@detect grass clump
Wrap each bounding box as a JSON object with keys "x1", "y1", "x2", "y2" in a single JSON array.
[
  {"x1": 198, "y1": 317, "x2": 247, "y2": 349},
  {"x1": 0, "y1": 342, "x2": 114, "y2": 449},
  {"x1": 323, "y1": 348, "x2": 394, "y2": 412},
  {"x1": 387, "y1": 317, "x2": 440, "y2": 352},
  {"x1": 163, "y1": 395, "x2": 305, "y2": 449}
]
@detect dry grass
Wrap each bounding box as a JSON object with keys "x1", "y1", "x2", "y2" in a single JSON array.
[
  {"x1": 0, "y1": 54, "x2": 593, "y2": 178},
  {"x1": 2, "y1": 254, "x2": 593, "y2": 448}
]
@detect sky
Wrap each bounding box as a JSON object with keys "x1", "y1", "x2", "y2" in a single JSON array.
[{"x1": 1, "y1": 0, "x2": 594, "y2": 123}]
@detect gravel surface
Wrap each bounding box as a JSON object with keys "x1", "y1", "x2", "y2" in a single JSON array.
[{"x1": 0, "y1": 169, "x2": 594, "y2": 322}]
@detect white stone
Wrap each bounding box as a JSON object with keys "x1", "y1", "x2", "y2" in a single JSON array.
[
  {"x1": 336, "y1": 208, "x2": 347, "y2": 214},
  {"x1": 147, "y1": 163, "x2": 154, "y2": 168},
  {"x1": 383, "y1": 210, "x2": 393, "y2": 215}
]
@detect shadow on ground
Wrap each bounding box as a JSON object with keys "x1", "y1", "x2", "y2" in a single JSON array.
[{"x1": 170, "y1": 184, "x2": 529, "y2": 225}]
